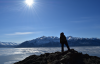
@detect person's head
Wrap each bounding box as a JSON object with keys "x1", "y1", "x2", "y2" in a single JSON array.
[{"x1": 60, "y1": 32, "x2": 64, "y2": 36}]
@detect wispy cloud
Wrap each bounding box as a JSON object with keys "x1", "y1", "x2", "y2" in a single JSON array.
[{"x1": 6, "y1": 32, "x2": 39, "y2": 35}]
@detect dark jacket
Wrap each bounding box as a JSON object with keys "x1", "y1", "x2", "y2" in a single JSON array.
[{"x1": 60, "y1": 34, "x2": 67, "y2": 44}]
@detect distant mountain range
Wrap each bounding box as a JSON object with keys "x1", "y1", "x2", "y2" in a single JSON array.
[
  {"x1": 0, "y1": 36, "x2": 100, "y2": 47},
  {"x1": 0, "y1": 42, "x2": 18, "y2": 47},
  {"x1": 17, "y1": 36, "x2": 100, "y2": 47}
]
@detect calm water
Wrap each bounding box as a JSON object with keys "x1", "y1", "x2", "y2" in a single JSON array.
[{"x1": 0, "y1": 46, "x2": 100, "y2": 64}]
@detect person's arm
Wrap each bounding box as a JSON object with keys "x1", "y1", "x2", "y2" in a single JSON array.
[{"x1": 64, "y1": 35, "x2": 67, "y2": 41}]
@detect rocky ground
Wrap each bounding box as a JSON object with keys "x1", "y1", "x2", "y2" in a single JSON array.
[{"x1": 14, "y1": 49, "x2": 100, "y2": 64}]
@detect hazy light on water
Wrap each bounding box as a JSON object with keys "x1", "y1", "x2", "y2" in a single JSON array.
[{"x1": 0, "y1": 46, "x2": 100, "y2": 64}]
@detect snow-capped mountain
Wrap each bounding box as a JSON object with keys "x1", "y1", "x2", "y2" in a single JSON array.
[
  {"x1": 29, "y1": 36, "x2": 59, "y2": 44},
  {"x1": 17, "y1": 36, "x2": 100, "y2": 47},
  {"x1": 0, "y1": 42, "x2": 19, "y2": 47}
]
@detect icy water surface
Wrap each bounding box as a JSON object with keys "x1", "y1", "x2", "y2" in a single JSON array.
[{"x1": 0, "y1": 46, "x2": 100, "y2": 64}]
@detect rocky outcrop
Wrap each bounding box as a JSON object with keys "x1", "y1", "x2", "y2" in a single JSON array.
[{"x1": 14, "y1": 49, "x2": 100, "y2": 64}]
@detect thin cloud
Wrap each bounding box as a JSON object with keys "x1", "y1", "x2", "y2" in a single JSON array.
[{"x1": 6, "y1": 32, "x2": 38, "y2": 35}]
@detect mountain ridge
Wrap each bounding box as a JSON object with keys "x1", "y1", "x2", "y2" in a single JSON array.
[
  {"x1": 17, "y1": 36, "x2": 100, "y2": 47},
  {"x1": 0, "y1": 42, "x2": 19, "y2": 47}
]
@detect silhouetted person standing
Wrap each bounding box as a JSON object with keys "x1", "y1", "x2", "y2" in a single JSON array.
[{"x1": 60, "y1": 32, "x2": 70, "y2": 52}]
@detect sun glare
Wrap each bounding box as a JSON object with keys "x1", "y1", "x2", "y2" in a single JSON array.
[{"x1": 25, "y1": 0, "x2": 34, "y2": 6}]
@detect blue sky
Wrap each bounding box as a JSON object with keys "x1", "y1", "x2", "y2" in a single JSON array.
[{"x1": 0, "y1": 0, "x2": 100, "y2": 43}]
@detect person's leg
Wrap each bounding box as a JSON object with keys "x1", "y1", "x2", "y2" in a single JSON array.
[
  {"x1": 65, "y1": 42, "x2": 70, "y2": 51},
  {"x1": 61, "y1": 44, "x2": 64, "y2": 52}
]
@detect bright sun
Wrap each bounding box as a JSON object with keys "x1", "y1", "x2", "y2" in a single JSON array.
[{"x1": 25, "y1": 0, "x2": 34, "y2": 6}]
